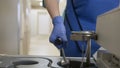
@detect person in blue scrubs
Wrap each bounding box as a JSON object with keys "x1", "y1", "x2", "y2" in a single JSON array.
[{"x1": 45, "y1": 0, "x2": 119, "y2": 57}]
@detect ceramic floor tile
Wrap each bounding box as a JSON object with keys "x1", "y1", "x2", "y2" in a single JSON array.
[{"x1": 28, "y1": 35, "x2": 60, "y2": 56}]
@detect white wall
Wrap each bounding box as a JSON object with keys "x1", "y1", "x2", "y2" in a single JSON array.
[
  {"x1": 30, "y1": 9, "x2": 38, "y2": 36},
  {"x1": 30, "y1": 9, "x2": 51, "y2": 36},
  {"x1": 20, "y1": 0, "x2": 31, "y2": 55},
  {"x1": 29, "y1": 0, "x2": 67, "y2": 36},
  {"x1": 38, "y1": 9, "x2": 51, "y2": 35},
  {"x1": 0, "y1": 0, "x2": 20, "y2": 55}
]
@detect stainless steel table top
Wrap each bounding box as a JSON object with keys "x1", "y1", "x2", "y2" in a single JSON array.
[{"x1": 0, "y1": 55, "x2": 97, "y2": 68}]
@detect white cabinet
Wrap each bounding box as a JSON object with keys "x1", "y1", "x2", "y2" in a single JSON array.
[
  {"x1": 0, "y1": 0, "x2": 20, "y2": 55},
  {"x1": 0, "y1": 0, "x2": 31, "y2": 55}
]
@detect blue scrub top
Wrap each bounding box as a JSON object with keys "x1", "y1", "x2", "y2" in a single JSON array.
[{"x1": 63, "y1": 0, "x2": 119, "y2": 57}]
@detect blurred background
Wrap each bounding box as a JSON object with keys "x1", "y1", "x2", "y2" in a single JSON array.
[{"x1": 0, "y1": 0, "x2": 66, "y2": 56}]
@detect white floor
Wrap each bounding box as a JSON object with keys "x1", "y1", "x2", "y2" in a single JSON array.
[{"x1": 28, "y1": 35, "x2": 60, "y2": 56}]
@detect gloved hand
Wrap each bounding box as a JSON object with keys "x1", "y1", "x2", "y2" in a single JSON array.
[{"x1": 49, "y1": 16, "x2": 67, "y2": 48}]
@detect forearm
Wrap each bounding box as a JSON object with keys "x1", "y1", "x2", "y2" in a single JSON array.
[{"x1": 44, "y1": 0, "x2": 60, "y2": 19}]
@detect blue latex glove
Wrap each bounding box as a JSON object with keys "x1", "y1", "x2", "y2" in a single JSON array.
[{"x1": 49, "y1": 16, "x2": 67, "y2": 48}]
